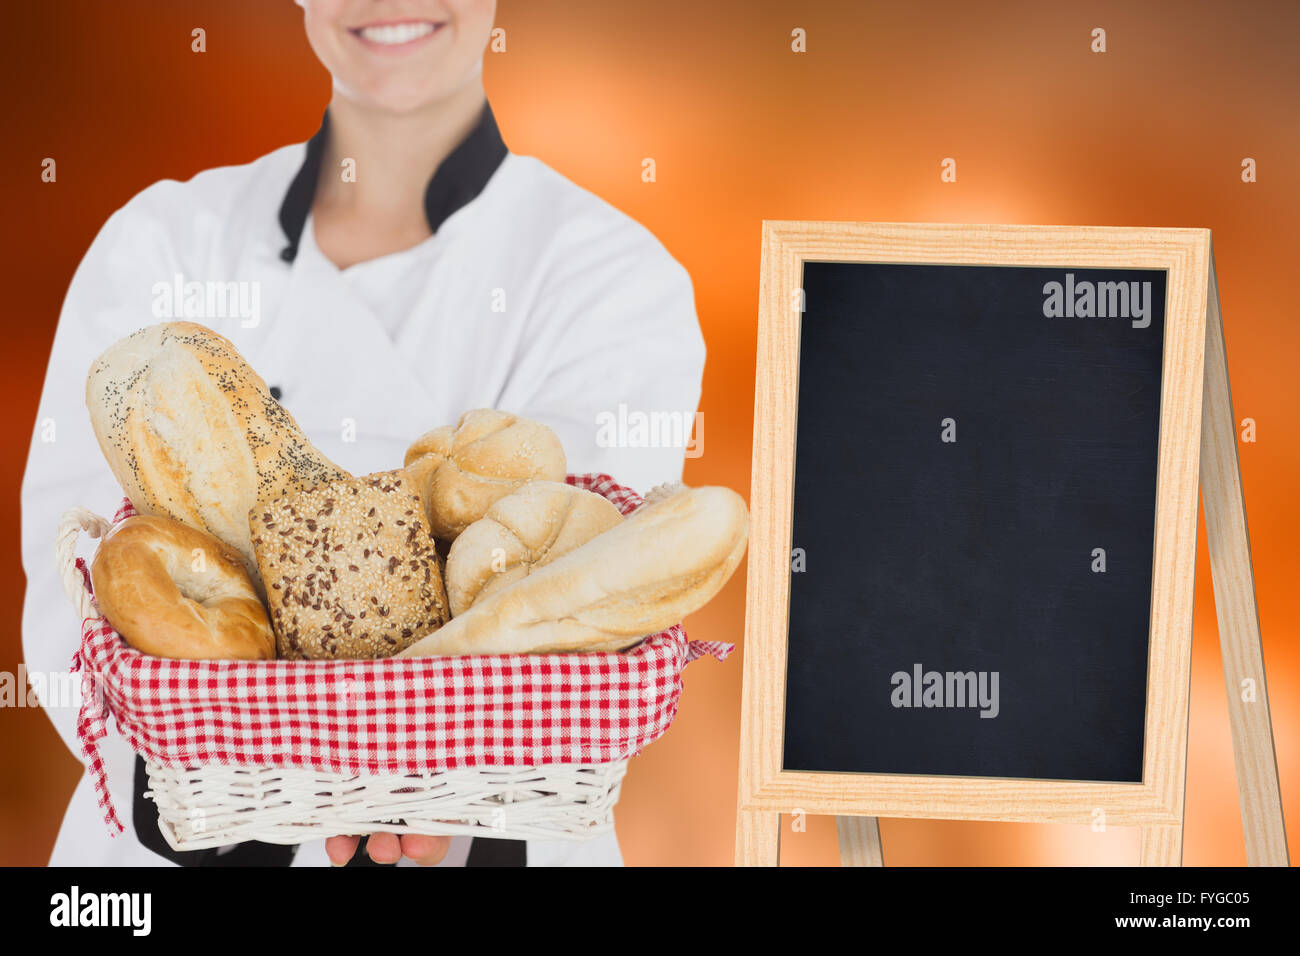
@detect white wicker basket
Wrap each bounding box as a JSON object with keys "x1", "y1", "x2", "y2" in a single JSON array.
[
  {"x1": 58, "y1": 507, "x2": 630, "y2": 851},
  {"x1": 142, "y1": 760, "x2": 627, "y2": 850}
]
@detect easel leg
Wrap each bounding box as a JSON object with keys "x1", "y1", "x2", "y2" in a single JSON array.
[
  {"x1": 1139, "y1": 825, "x2": 1183, "y2": 866},
  {"x1": 837, "y1": 815, "x2": 884, "y2": 866},
  {"x1": 735, "y1": 810, "x2": 781, "y2": 866},
  {"x1": 1200, "y1": 251, "x2": 1290, "y2": 866}
]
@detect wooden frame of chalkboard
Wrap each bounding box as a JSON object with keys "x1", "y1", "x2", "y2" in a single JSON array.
[{"x1": 736, "y1": 221, "x2": 1284, "y2": 867}]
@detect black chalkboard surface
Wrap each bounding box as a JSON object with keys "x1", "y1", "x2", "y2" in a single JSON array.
[{"x1": 782, "y1": 262, "x2": 1168, "y2": 783}]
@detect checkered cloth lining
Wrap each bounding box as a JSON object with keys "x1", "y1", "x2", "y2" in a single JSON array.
[{"x1": 70, "y1": 473, "x2": 733, "y2": 836}]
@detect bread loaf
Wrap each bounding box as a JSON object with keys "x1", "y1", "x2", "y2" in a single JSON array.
[
  {"x1": 86, "y1": 322, "x2": 349, "y2": 586},
  {"x1": 398, "y1": 485, "x2": 749, "y2": 657},
  {"x1": 445, "y1": 481, "x2": 623, "y2": 616},
  {"x1": 251, "y1": 470, "x2": 450, "y2": 659},
  {"x1": 91, "y1": 515, "x2": 274, "y2": 660},
  {"x1": 403, "y1": 409, "x2": 566, "y2": 539}
]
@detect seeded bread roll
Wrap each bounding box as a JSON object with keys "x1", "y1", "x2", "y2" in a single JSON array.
[
  {"x1": 445, "y1": 481, "x2": 623, "y2": 617},
  {"x1": 250, "y1": 470, "x2": 449, "y2": 660},
  {"x1": 403, "y1": 409, "x2": 566, "y2": 540},
  {"x1": 86, "y1": 321, "x2": 349, "y2": 588}
]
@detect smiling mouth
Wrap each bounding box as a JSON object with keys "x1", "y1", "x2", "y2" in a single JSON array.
[{"x1": 350, "y1": 21, "x2": 443, "y2": 48}]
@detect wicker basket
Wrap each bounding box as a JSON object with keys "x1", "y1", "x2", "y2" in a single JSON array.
[
  {"x1": 55, "y1": 476, "x2": 719, "y2": 852},
  {"x1": 140, "y1": 761, "x2": 628, "y2": 850}
]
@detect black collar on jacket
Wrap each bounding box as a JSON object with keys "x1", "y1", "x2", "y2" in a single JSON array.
[{"x1": 277, "y1": 101, "x2": 508, "y2": 263}]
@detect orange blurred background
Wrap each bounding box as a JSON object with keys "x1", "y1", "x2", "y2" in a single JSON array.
[{"x1": 2, "y1": 0, "x2": 1297, "y2": 866}]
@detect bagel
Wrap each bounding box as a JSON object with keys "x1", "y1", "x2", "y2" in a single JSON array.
[{"x1": 90, "y1": 515, "x2": 275, "y2": 660}]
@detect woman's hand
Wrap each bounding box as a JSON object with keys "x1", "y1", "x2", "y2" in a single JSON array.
[{"x1": 326, "y1": 832, "x2": 451, "y2": 866}]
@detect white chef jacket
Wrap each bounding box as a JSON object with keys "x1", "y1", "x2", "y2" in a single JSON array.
[{"x1": 20, "y1": 104, "x2": 705, "y2": 867}]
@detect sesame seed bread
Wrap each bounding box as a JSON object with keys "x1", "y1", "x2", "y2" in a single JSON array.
[
  {"x1": 403, "y1": 409, "x2": 567, "y2": 540},
  {"x1": 86, "y1": 322, "x2": 349, "y2": 590},
  {"x1": 445, "y1": 481, "x2": 623, "y2": 617},
  {"x1": 251, "y1": 470, "x2": 450, "y2": 660},
  {"x1": 398, "y1": 484, "x2": 749, "y2": 657}
]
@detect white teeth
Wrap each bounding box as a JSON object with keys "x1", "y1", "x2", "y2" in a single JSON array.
[{"x1": 358, "y1": 22, "x2": 436, "y2": 45}]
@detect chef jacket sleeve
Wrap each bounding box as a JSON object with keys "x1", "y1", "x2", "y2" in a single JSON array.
[
  {"x1": 501, "y1": 219, "x2": 706, "y2": 496},
  {"x1": 20, "y1": 195, "x2": 183, "y2": 760}
]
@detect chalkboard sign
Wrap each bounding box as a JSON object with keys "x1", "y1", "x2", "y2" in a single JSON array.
[
  {"x1": 783, "y1": 262, "x2": 1167, "y2": 783},
  {"x1": 735, "y1": 222, "x2": 1242, "y2": 866}
]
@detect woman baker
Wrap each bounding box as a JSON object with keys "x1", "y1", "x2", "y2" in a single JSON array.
[{"x1": 20, "y1": 0, "x2": 703, "y2": 868}]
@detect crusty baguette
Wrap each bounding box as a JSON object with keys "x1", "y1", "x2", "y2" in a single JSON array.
[
  {"x1": 398, "y1": 485, "x2": 748, "y2": 657},
  {"x1": 86, "y1": 322, "x2": 349, "y2": 586}
]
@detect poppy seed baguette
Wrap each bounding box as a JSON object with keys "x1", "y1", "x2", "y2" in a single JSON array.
[
  {"x1": 86, "y1": 322, "x2": 349, "y2": 589},
  {"x1": 397, "y1": 485, "x2": 749, "y2": 657}
]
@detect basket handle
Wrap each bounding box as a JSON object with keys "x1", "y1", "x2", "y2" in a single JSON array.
[{"x1": 56, "y1": 507, "x2": 113, "y2": 622}]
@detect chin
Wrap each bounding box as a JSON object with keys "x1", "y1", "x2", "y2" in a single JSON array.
[
  {"x1": 357, "y1": 84, "x2": 455, "y2": 114},
  {"x1": 336, "y1": 64, "x2": 465, "y2": 113}
]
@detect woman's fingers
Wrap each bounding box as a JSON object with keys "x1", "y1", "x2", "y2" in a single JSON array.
[
  {"x1": 365, "y1": 831, "x2": 403, "y2": 864},
  {"x1": 400, "y1": 833, "x2": 451, "y2": 866},
  {"x1": 325, "y1": 834, "x2": 360, "y2": 866},
  {"x1": 325, "y1": 831, "x2": 450, "y2": 866}
]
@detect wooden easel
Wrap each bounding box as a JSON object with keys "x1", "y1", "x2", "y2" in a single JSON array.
[
  {"x1": 1191, "y1": 250, "x2": 1288, "y2": 866},
  {"x1": 736, "y1": 226, "x2": 1288, "y2": 867}
]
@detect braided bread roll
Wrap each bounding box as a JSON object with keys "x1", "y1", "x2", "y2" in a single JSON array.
[
  {"x1": 398, "y1": 485, "x2": 749, "y2": 657},
  {"x1": 403, "y1": 409, "x2": 566, "y2": 540},
  {"x1": 445, "y1": 481, "x2": 623, "y2": 617}
]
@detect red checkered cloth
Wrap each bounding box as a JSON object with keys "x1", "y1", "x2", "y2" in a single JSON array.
[{"x1": 70, "y1": 474, "x2": 733, "y2": 836}]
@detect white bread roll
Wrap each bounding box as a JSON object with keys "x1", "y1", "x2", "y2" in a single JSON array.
[
  {"x1": 91, "y1": 514, "x2": 274, "y2": 661},
  {"x1": 398, "y1": 485, "x2": 749, "y2": 657},
  {"x1": 403, "y1": 409, "x2": 566, "y2": 540},
  {"x1": 86, "y1": 322, "x2": 349, "y2": 585},
  {"x1": 445, "y1": 481, "x2": 623, "y2": 617}
]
